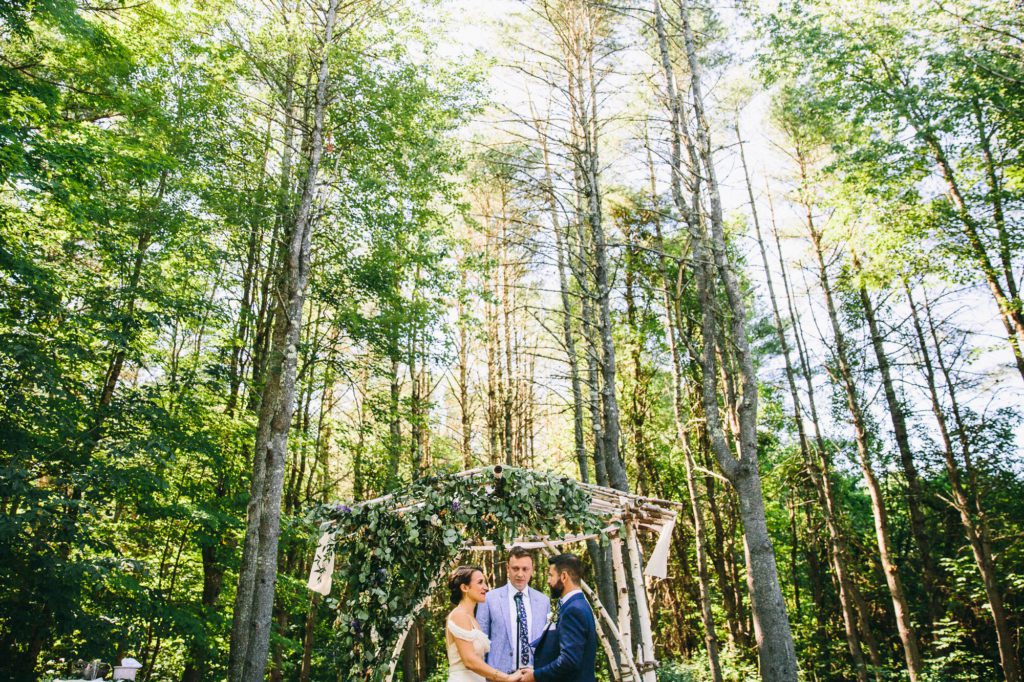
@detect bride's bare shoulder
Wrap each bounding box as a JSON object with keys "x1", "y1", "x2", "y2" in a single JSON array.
[{"x1": 448, "y1": 608, "x2": 473, "y2": 629}]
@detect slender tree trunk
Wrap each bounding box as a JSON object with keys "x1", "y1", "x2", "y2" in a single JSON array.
[
  {"x1": 538, "y1": 112, "x2": 616, "y2": 628},
  {"x1": 663, "y1": 249, "x2": 724, "y2": 681},
  {"x1": 806, "y1": 223, "x2": 923, "y2": 681},
  {"x1": 353, "y1": 363, "x2": 370, "y2": 499},
  {"x1": 916, "y1": 125, "x2": 1024, "y2": 380},
  {"x1": 457, "y1": 269, "x2": 473, "y2": 468},
  {"x1": 181, "y1": 524, "x2": 228, "y2": 682},
  {"x1": 742, "y1": 136, "x2": 871, "y2": 681},
  {"x1": 801, "y1": 505, "x2": 829, "y2": 644},
  {"x1": 486, "y1": 261, "x2": 499, "y2": 464},
  {"x1": 853, "y1": 251, "x2": 941, "y2": 626},
  {"x1": 649, "y1": 129, "x2": 723, "y2": 679},
  {"x1": 388, "y1": 356, "x2": 402, "y2": 485},
  {"x1": 79, "y1": 218, "x2": 155, "y2": 474},
  {"x1": 409, "y1": 304, "x2": 423, "y2": 479},
  {"x1": 908, "y1": 284, "x2": 1021, "y2": 682},
  {"x1": 560, "y1": 18, "x2": 618, "y2": 626},
  {"x1": 227, "y1": 121, "x2": 273, "y2": 415},
  {"x1": 972, "y1": 100, "x2": 1017, "y2": 306},
  {"x1": 866, "y1": 68, "x2": 1024, "y2": 374},
  {"x1": 583, "y1": 38, "x2": 628, "y2": 495},
  {"x1": 702, "y1": 432, "x2": 743, "y2": 649},
  {"x1": 250, "y1": 34, "x2": 297, "y2": 408},
  {"x1": 677, "y1": 398, "x2": 725, "y2": 682},
  {"x1": 500, "y1": 212, "x2": 515, "y2": 465},
  {"x1": 299, "y1": 593, "x2": 319, "y2": 682},
  {"x1": 227, "y1": 1, "x2": 340, "y2": 678},
  {"x1": 654, "y1": 1, "x2": 798, "y2": 677},
  {"x1": 575, "y1": 216, "x2": 618, "y2": 623},
  {"x1": 623, "y1": 229, "x2": 652, "y2": 495},
  {"x1": 767, "y1": 192, "x2": 885, "y2": 673},
  {"x1": 541, "y1": 127, "x2": 588, "y2": 483}
]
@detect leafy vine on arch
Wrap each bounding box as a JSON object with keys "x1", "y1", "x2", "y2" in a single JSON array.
[{"x1": 311, "y1": 467, "x2": 611, "y2": 680}]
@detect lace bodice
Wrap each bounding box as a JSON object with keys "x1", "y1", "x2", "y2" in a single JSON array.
[{"x1": 446, "y1": 619, "x2": 491, "y2": 682}]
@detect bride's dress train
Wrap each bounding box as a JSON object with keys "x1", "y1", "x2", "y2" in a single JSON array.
[{"x1": 446, "y1": 619, "x2": 491, "y2": 682}]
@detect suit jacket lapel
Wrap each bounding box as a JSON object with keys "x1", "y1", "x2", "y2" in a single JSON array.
[
  {"x1": 496, "y1": 584, "x2": 516, "y2": 652},
  {"x1": 528, "y1": 587, "x2": 549, "y2": 639}
]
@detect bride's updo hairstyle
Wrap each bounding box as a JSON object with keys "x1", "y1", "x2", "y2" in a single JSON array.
[{"x1": 448, "y1": 565, "x2": 483, "y2": 605}]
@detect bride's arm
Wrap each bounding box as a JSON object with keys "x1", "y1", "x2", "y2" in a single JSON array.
[
  {"x1": 451, "y1": 636, "x2": 519, "y2": 682},
  {"x1": 449, "y1": 612, "x2": 520, "y2": 682}
]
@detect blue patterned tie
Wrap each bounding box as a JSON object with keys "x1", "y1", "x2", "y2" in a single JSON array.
[{"x1": 514, "y1": 591, "x2": 530, "y2": 668}]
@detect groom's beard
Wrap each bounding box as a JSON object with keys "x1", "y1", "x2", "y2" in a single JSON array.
[{"x1": 549, "y1": 578, "x2": 565, "y2": 599}]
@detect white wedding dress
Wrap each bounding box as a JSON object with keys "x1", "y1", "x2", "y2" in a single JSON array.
[{"x1": 446, "y1": 619, "x2": 491, "y2": 682}]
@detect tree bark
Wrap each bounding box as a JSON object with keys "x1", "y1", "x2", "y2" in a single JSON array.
[{"x1": 227, "y1": 0, "x2": 341, "y2": 678}]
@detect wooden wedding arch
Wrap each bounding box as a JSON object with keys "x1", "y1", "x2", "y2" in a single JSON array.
[{"x1": 307, "y1": 466, "x2": 680, "y2": 682}]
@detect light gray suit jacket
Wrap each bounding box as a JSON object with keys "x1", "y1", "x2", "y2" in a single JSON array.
[{"x1": 477, "y1": 583, "x2": 550, "y2": 673}]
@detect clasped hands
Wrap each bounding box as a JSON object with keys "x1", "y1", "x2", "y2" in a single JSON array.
[{"x1": 506, "y1": 666, "x2": 534, "y2": 682}]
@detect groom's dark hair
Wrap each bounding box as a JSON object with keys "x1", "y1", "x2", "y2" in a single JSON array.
[{"x1": 549, "y1": 553, "x2": 583, "y2": 583}]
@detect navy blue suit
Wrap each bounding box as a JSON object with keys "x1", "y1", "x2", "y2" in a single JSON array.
[{"x1": 530, "y1": 592, "x2": 597, "y2": 682}]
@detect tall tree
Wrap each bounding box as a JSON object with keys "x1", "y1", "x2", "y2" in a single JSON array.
[
  {"x1": 652, "y1": 1, "x2": 798, "y2": 678},
  {"x1": 227, "y1": 0, "x2": 344, "y2": 678}
]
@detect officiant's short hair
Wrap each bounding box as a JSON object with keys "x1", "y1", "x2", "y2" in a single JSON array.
[
  {"x1": 549, "y1": 553, "x2": 583, "y2": 583},
  {"x1": 507, "y1": 546, "x2": 532, "y2": 563}
]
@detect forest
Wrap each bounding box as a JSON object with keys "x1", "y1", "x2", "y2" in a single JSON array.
[{"x1": 0, "y1": 0, "x2": 1021, "y2": 680}]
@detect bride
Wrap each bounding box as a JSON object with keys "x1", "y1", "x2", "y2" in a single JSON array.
[{"x1": 446, "y1": 566, "x2": 526, "y2": 682}]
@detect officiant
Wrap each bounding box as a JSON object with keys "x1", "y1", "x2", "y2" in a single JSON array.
[{"x1": 477, "y1": 547, "x2": 551, "y2": 674}]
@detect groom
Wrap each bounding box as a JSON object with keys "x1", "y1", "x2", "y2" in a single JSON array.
[
  {"x1": 522, "y1": 553, "x2": 597, "y2": 682},
  {"x1": 478, "y1": 547, "x2": 551, "y2": 674}
]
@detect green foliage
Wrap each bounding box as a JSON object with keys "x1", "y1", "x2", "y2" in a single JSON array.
[
  {"x1": 657, "y1": 654, "x2": 759, "y2": 682},
  {"x1": 758, "y1": 0, "x2": 1024, "y2": 291},
  {"x1": 0, "y1": 0, "x2": 474, "y2": 676},
  {"x1": 922, "y1": 617, "x2": 996, "y2": 682}
]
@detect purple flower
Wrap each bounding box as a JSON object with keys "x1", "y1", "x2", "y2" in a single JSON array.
[
  {"x1": 451, "y1": 500, "x2": 461, "y2": 512},
  {"x1": 350, "y1": 619, "x2": 362, "y2": 634},
  {"x1": 334, "y1": 504, "x2": 352, "y2": 514}
]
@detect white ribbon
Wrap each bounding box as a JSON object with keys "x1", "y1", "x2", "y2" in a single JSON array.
[
  {"x1": 307, "y1": 531, "x2": 336, "y2": 595},
  {"x1": 643, "y1": 517, "x2": 675, "y2": 580}
]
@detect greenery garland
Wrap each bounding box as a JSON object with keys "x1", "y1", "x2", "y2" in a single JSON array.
[{"x1": 312, "y1": 467, "x2": 611, "y2": 680}]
